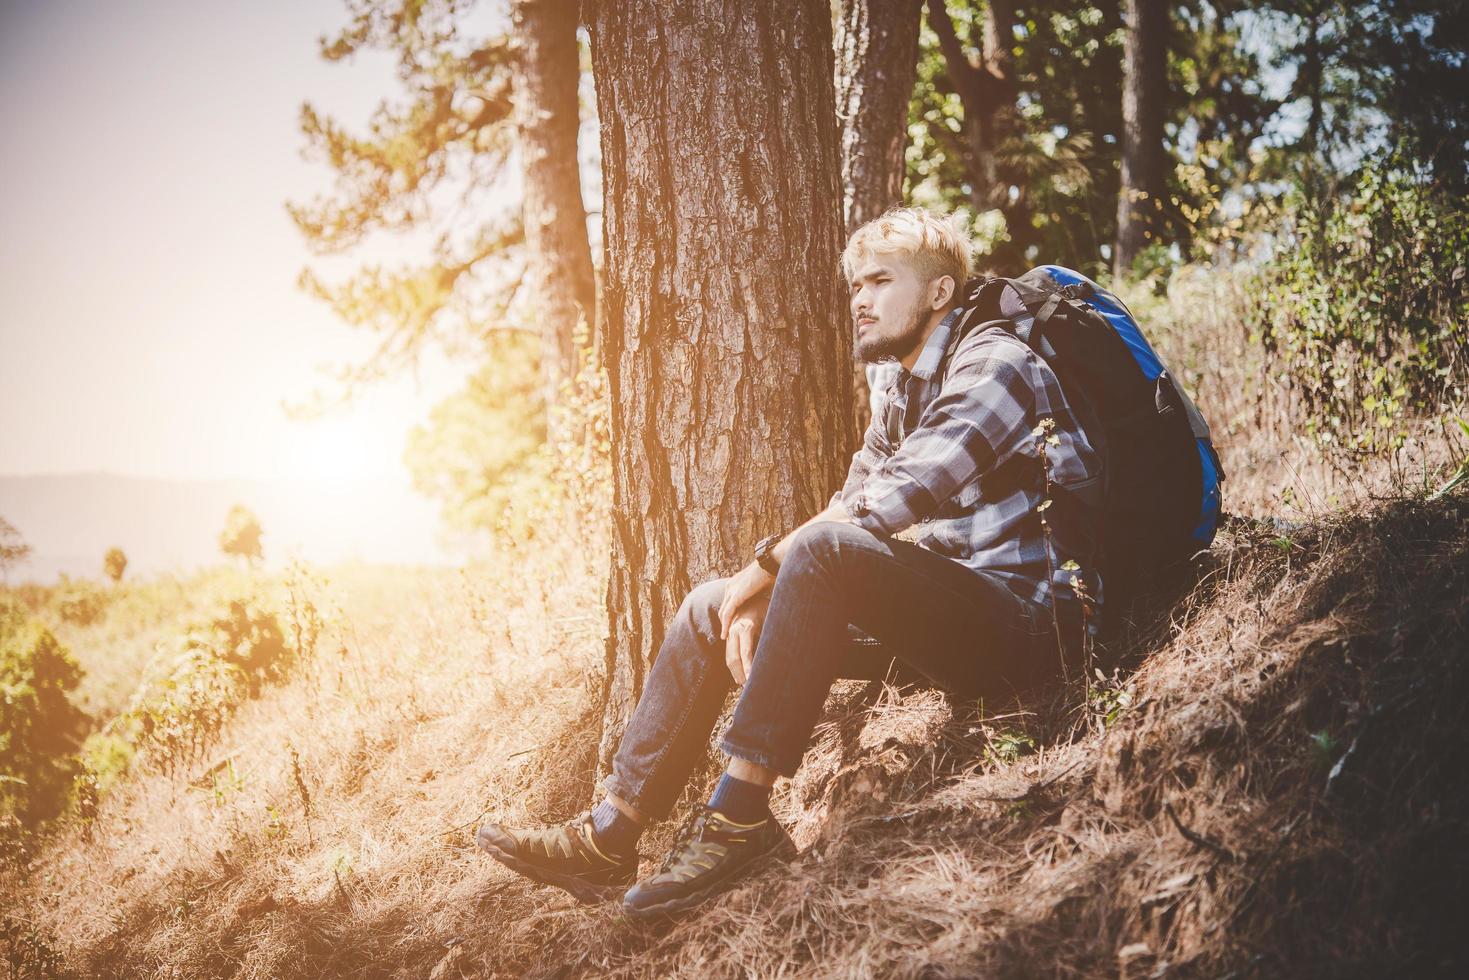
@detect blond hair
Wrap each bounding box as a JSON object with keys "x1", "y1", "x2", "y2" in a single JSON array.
[{"x1": 841, "y1": 207, "x2": 974, "y2": 288}]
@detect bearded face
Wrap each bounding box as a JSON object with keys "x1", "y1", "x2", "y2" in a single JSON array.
[{"x1": 849, "y1": 255, "x2": 939, "y2": 364}]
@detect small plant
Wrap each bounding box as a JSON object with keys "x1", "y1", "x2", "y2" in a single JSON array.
[
  {"x1": 283, "y1": 563, "x2": 325, "y2": 675},
  {"x1": 192, "y1": 757, "x2": 246, "y2": 809},
  {"x1": 1, "y1": 913, "x2": 67, "y2": 980},
  {"x1": 73, "y1": 769, "x2": 100, "y2": 839},
  {"x1": 126, "y1": 594, "x2": 296, "y2": 775},
  {"x1": 1309, "y1": 729, "x2": 1339, "y2": 774},
  {"x1": 1088, "y1": 668, "x2": 1134, "y2": 731},
  {"x1": 209, "y1": 599, "x2": 289, "y2": 694},
  {"x1": 130, "y1": 643, "x2": 242, "y2": 776},
  {"x1": 984, "y1": 727, "x2": 1038, "y2": 769},
  {"x1": 0, "y1": 517, "x2": 32, "y2": 584},
  {"x1": 80, "y1": 731, "x2": 134, "y2": 793},
  {"x1": 289, "y1": 746, "x2": 314, "y2": 844},
  {"x1": 219, "y1": 505, "x2": 264, "y2": 565},
  {"x1": 1427, "y1": 417, "x2": 1469, "y2": 501},
  {"x1": 55, "y1": 583, "x2": 106, "y2": 627},
  {"x1": 264, "y1": 803, "x2": 287, "y2": 839},
  {"x1": 103, "y1": 547, "x2": 127, "y2": 584},
  {"x1": 0, "y1": 814, "x2": 34, "y2": 877},
  {"x1": 1, "y1": 602, "x2": 89, "y2": 827}
]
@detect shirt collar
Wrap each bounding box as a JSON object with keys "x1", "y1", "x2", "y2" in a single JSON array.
[{"x1": 908, "y1": 306, "x2": 964, "y2": 381}]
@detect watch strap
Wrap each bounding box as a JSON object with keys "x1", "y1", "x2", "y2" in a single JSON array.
[{"x1": 754, "y1": 532, "x2": 782, "y2": 575}]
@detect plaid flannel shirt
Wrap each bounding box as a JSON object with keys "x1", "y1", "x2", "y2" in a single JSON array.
[{"x1": 832, "y1": 304, "x2": 1101, "y2": 610}]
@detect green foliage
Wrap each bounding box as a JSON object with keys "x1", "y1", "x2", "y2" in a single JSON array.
[
  {"x1": 219, "y1": 504, "x2": 264, "y2": 565},
  {"x1": 909, "y1": 1, "x2": 1277, "y2": 275},
  {"x1": 494, "y1": 323, "x2": 612, "y2": 548},
  {"x1": 127, "y1": 595, "x2": 298, "y2": 774},
  {"x1": 1308, "y1": 728, "x2": 1339, "y2": 774},
  {"x1": 103, "y1": 547, "x2": 127, "y2": 584},
  {"x1": 1250, "y1": 156, "x2": 1469, "y2": 451},
  {"x1": 0, "y1": 517, "x2": 31, "y2": 582},
  {"x1": 908, "y1": 1, "x2": 1125, "y2": 273},
  {"x1": 55, "y1": 579, "x2": 106, "y2": 627},
  {"x1": 289, "y1": 0, "x2": 525, "y2": 396},
  {"x1": 80, "y1": 731, "x2": 134, "y2": 794},
  {"x1": 984, "y1": 726, "x2": 1038, "y2": 768},
  {"x1": 1428, "y1": 418, "x2": 1469, "y2": 501},
  {"x1": 0, "y1": 601, "x2": 89, "y2": 827},
  {"x1": 1088, "y1": 668, "x2": 1134, "y2": 730},
  {"x1": 1, "y1": 912, "x2": 66, "y2": 980},
  {"x1": 209, "y1": 598, "x2": 290, "y2": 693},
  {"x1": 1248, "y1": 0, "x2": 1469, "y2": 197},
  {"x1": 131, "y1": 645, "x2": 241, "y2": 776},
  {"x1": 404, "y1": 331, "x2": 551, "y2": 538}
]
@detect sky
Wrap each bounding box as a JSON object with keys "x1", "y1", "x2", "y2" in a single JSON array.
[{"x1": 0, "y1": 0, "x2": 507, "y2": 487}]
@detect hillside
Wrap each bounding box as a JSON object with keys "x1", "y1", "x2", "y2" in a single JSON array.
[
  {"x1": 4, "y1": 264, "x2": 1467, "y2": 977},
  {"x1": 3, "y1": 478, "x2": 1466, "y2": 977}
]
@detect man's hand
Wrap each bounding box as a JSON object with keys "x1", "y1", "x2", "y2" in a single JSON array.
[
  {"x1": 717, "y1": 560, "x2": 774, "y2": 642},
  {"x1": 723, "y1": 590, "x2": 771, "y2": 686}
]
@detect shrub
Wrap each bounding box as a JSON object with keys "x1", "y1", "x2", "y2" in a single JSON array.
[
  {"x1": 494, "y1": 321, "x2": 611, "y2": 548},
  {"x1": 1250, "y1": 155, "x2": 1469, "y2": 451},
  {"x1": 55, "y1": 581, "x2": 106, "y2": 627},
  {"x1": 103, "y1": 547, "x2": 127, "y2": 584},
  {"x1": 0, "y1": 601, "x2": 90, "y2": 827},
  {"x1": 80, "y1": 731, "x2": 134, "y2": 793},
  {"x1": 1, "y1": 912, "x2": 66, "y2": 979},
  {"x1": 127, "y1": 594, "x2": 299, "y2": 774},
  {"x1": 219, "y1": 505, "x2": 264, "y2": 565},
  {"x1": 130, "y1": 643, "x2": 243, "y2": 775},
  {"x1": 208, "y1": 598, "x2": 289, "y2": 694}
]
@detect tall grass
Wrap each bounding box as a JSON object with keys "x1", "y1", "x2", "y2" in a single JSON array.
[{"x1": 3, "y1": 199, "x2": 1467, "y2": 976}]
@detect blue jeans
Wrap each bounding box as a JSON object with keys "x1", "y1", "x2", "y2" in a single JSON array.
[{"x1": 602, "y1": 521, "x2": 1076, "y2": 819}]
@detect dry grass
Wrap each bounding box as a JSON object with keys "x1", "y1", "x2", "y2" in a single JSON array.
[{"x1": 4, "y1": 268, "x2": 1468, "y2": 978}]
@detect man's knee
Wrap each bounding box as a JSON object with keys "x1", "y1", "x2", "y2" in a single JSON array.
[
  {"x1": 783, "y1": 520, "x2": 864, "y2": 570},
  {"x1": 676, "y1": 577, "x2": 728, "y2": 639}
]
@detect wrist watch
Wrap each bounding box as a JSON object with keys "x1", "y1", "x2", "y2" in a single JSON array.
[{"x1": 754, "y1": 532, "x2": 782, "y2": 576}]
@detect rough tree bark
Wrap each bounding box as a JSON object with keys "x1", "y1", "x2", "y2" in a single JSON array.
[
  {"x1": 834, "y1": 0, "x2": 924, "y2": 444},
  {"x1": 587, "y1": 0, "x2": 854, "y2": 773},
  {"x1": 835, "y1": 0, "x2": 923, "y2": 232},
  {"x1": 1113, "y1": 0, "x2": 1168, "y2": 279},
  {"x1": 926, "y1": 0, "x2": 1030, "y2": 262},
  {"x1": 511, "y1": 0, "x2": 598, "y2": 414}
]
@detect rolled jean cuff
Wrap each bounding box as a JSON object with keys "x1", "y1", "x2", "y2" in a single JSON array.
[
  {"x1": 601, "y1": 771, "x2": 660, "y2": 821},
  {"x1": 719, "y1": 737, "x2": 799, "y2": 779}
]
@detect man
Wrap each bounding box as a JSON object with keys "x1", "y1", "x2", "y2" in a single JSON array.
[{"x1": 476, "y1": 207, "x2": 1098, "y2": 919}]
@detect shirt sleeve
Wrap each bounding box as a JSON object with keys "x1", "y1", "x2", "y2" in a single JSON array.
[
  {"x1": 843, "y1": 339, "x2": 1038, "y2": 537},
  {"x1": 843, "y1": 412, "x2": 893, "y2": 496}
]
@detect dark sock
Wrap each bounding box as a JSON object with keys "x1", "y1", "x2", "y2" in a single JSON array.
[
  {"x1": 589, "y1": 798, "x2": 641, "y2": 857},
  {"x1": 707, "y1": 773, "x2": 771, "y2": 824}
]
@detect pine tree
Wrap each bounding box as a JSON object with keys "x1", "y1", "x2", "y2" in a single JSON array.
[{"x1": 587, "y1": 0, "x2": 854, "y2": 767}]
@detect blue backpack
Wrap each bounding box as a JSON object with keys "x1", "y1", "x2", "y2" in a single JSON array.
[{"x1": 954, "y1": 265, "x2": 1225, "y2": 614}]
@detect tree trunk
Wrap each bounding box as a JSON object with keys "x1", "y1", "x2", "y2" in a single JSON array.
[
  {"x1": 834, "y1": 0, "x2": 923, "y2": 444},
  {"x1": 926, "y1": 0, "x2": 1029, "y2": 266},
  {"x1": 1113, "y1": 0, "x2": 1168, "y2": 280},
  {"x1": 1300, "y1": 1, "x2": 1326, "y2": 205},
  {"x1": 587, "y1": 0, "x2": 853, "y2": 774},
  {"x1": 835, "y1": 0, "x2": 923, "y2": 232},
  {"x1": 512, "y1": 0, "x2": 598, "y2": 417}
]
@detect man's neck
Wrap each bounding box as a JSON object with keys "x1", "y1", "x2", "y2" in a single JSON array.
[{"x1": 897, "y1": 303, "x2": 961, "y2": 373}]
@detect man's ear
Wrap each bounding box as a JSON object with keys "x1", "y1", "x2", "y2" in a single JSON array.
[{"x1": 930, "y1": 274, "x2": 955, "y2": 310}]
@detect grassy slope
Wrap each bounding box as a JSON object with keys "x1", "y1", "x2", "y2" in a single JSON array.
[{"x1": 4, "y1": 271, "x2": 1468, "y2": 978}]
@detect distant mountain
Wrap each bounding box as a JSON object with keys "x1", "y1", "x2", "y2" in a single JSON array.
[{"x1": 0, "y1": 472, "x2": 474, "y2": 584}]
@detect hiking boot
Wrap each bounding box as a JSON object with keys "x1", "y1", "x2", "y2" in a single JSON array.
[
  {"x1": 475, "y1": 812, "x2": 638, "y2": 904},
  {"x1": 622, "y1": 807, "x2": 795, "y2": 919}
]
